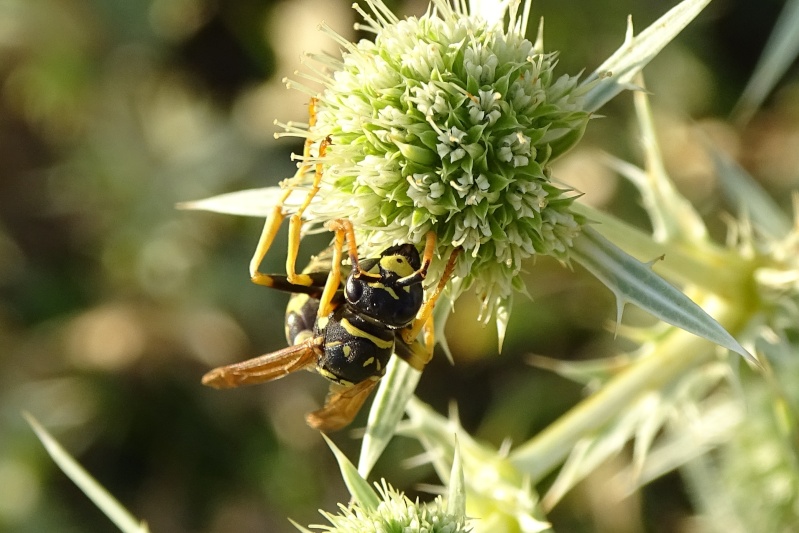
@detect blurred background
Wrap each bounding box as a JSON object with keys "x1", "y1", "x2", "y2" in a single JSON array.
[{"x1": 0, "y1": 0, "x2": 795, "y2": 531}]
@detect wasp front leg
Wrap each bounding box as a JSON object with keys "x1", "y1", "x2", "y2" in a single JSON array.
[
  {"x1": 283, "y1": 135, "x2": 330, "y2": 287},
  {"x1": 314, "y1": 217, "x2": 375, "y2": 319},
  {"x1": 250, "y1": 97, "x2": 328, "y2": 290},
  {"x1": 400, "y1": 247, "x2": 461, "y2": 346}
]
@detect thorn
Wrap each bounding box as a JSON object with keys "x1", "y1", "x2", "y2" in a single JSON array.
[{"x1": 644, "y1": 254, "x2": 665, "y2": 268}]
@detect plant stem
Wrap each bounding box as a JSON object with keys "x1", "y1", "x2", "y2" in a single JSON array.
[{"x1": 508, "y1": 293, "x2": 748, "y2": 480}]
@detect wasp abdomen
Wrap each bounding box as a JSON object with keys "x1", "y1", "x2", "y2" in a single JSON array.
[{"x1": 284, "y1": 293, "x2": 319, "y2": 345}]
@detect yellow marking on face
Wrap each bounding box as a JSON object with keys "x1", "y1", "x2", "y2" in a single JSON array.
[
  {"x1": 380, "y1": 255, "x2": 415, "y2": 278},
  {"x1": 368, "y1": 281, "x2": 399, "y2": 300},
  {"x1": 343, "y1": 345, "x2": 351, "y2": 357},
  {"x1": 362, "y1": 356, "x2": 375, "y2": 367},
  {"x1": 340, "y1": 318, "x2": 394, "y2": 349}
]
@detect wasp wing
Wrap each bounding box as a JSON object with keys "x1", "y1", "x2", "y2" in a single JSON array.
[
  {"x1": 305, "y1": 378, "x2": 379, "y2": 432},
  {"x1": 202, "y1": 339, "x2": 318, "y2": 389}
]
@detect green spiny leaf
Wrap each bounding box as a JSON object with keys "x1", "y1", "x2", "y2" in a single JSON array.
[
  {"x1": 570, "y1": 226, "x2": 757, "y2": 366},
  {"x1": 732, "y1": 0, "x2": 799, "y2": 123},
  {"x1": 323, "y1": 434, "x2": 380, "y2": 511},
  {"x1": 629, "y1": 74, "x2": 707, "y2": 243},
  {"x1": 25, "y1": 412, "x2": 150, "y2": 533},
  {"x1": 177, "y1": 187, "x2": 307, "y2": 217},
  {"x1": 447, "y1": 437, "x2": 466, "y2": 517},
  {"x1": 357, "y1": 357, "x2": 421, "y2": 478},
  {"x1": 706, "y1": 142, "x2": 792, "y2": 239},
  {"x1": 582, "y1": 0, "x2": 713, "y2": 112}
]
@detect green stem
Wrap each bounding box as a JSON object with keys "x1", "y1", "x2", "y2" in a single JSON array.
[{"x1": 508, "y1": 294, "x2": 748, "y2": 481}]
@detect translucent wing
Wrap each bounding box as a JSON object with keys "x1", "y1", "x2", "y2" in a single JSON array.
[
  {"x1": 202, "y1": 340, "x2": 318, "y2": 389},
  {"x1": 306, "y1": 379, "x2": 379, "y2": 432}
]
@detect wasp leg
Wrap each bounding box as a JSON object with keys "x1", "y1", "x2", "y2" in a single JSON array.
[
  {"x1": 394, "y1": 313, "x2": 436, "y2": 371},
  {"x1": 393, "y1": 334, "x2": 431, "y2": 371},
  {"x1": 423, "y1": 315, "x2": 435, "y2": 358},
  {"x1": 396, "y1": 231, "x2": 436, "y2": 287},
  {"x1": 326, "y1": 217, "x2": 379, "y2": 279},
  {"x1": 283, "y1": 135, "x2": 330, "y2": 287},
  {"x1": 314, "y1": 220, "x2": 347, "y2": 318},
  {"x1": 306, "y1": 378, "x2": 379, "y2": 432},
  {"x1": 250, "y1": 97, "x2": 325, "y2": 289},
  {"x1": 317, "y1": 216, "x2": 389, "y2": 318},
  {"x1": 418, "y1": 230, "x2": 436, "y2": 274},
  {"x1": 202, "y1": 338, "x2": 320, "y2": 389},
  {"x1": 250, "y1": 203, "x2": 290, "y2": 288},
  {"x1": 400, "y1": 247, "x2": 461, "y2": 345}
]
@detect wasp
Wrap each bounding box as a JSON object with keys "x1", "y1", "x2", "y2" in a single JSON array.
[
  {"x1": 202, "y1": 100, "x2": 460, "y2": 431},
  {"x1": 203, "y1": 220, "x2": 458, "y2": 431}
]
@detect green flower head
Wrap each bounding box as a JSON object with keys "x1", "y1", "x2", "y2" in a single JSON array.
[
  {"x1": 281, "y1": 0, "x2": 590, "y2": 323},
  {"x1": 301, "y1": 479, "x2": 470, "y2": 533},
  {"x1": 187, "y1": 0, "x2": 708, "y2": 351}
]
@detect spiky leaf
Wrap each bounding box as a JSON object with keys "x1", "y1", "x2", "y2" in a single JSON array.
[{"x1": 570, "y1": 226, "x2": 756, "y2": 365}]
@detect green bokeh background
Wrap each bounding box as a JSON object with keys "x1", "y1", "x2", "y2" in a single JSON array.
[{"x1": 0, "y1": 1, "x2": 793, "y2": 532}]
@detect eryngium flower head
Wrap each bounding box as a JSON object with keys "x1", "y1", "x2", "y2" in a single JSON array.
[
  {"x1": 282, "y1": 0, "x2": 590, "y2": 323},
  {"x1": 300, "y1": 479, "x2": 471, "y2": 533}
]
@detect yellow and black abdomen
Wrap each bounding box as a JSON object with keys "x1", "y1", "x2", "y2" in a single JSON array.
[
  {"x1": 281, "y1": 248, "x2": 341, "y2": 346},
  {"x1": 284, "y1": 293, "x2": 320, "y2": 346},
  {"x1": 315, "y1": 306, "x2": 394, "y2": 386}
]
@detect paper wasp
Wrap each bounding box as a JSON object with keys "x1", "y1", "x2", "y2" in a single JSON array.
[{"x1": 202, "y1": 99, "x2": 459, "y2": 431}]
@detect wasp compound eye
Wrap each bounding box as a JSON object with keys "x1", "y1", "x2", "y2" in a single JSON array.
[{"x1": 345, "y1": 272, "x2": 364, "y2": 304}]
